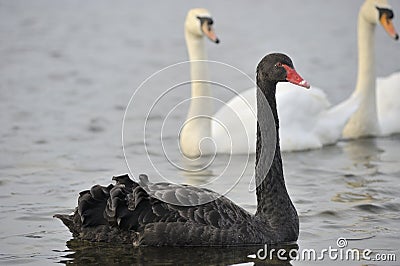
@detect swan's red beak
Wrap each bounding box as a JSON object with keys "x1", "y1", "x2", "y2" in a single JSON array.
[
  {"x1": 380, "y1": 13, "x2": 399, "y2": 40},
  {"x1": 282, "y1": 64, "x2": 310, "y2": 89},
  {"x1": 202, "y1": 23, "x2": 220, "y2": 44}
]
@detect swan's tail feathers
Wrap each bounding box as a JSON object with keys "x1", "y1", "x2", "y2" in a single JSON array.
[
  {"x1": 54, "y1": 211, "x2": 82, "y2": 237},
  {"x1": 112, "y1": 173, "x2": 138, "y2": 190},
  {"x1": 316, "y1": 95, "x2": 360, "y2": 144},
  {"x1": 54, "y1": 174, "x2": 140, "y2": 239},
  {"x1": 53, "y1": 183, "x2": 113, "y2": 236}
]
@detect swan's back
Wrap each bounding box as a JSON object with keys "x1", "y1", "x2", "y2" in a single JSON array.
[
  {"x1": 277, "y1": 83, "x2": 331, "y2": 151},
  {"x1": 212, "y1": 84, "x2": 335, "y2": 152},
  {"x1": 377, "y1": 72, "x2": 400, "y2": 136},
  {"x1": 212, "y1": 88, "x2": 256, "y2": 154}
]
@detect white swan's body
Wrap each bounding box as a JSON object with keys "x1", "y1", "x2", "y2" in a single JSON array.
[
  {"x1": 212, "y1": 84, "x2": 359, "y2": 153},
  {"x1": 377, "y1": 72, "x2": 400, "y2": 135},
  {"x1": 214, "y1": 0, "x2": 399, "y2": 153},
  {"x1": 211, "y1": 88, "x2": 257, "y2": 154}
]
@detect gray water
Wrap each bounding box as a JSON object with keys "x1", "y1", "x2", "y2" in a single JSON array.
[{"x1": 1, "y1": 0, "x2": 400, "y2": 265}]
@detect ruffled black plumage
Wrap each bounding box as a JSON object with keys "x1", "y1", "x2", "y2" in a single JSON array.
[{"x1": 56, "y1": 174, "x2": 278, "y2": 246}]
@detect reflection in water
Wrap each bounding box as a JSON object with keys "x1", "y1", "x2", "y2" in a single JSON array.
[
  {"x1": 327, "y1": 137, "x2": 400, "y2": 245},
  {"x1": 331, "y1": 191, "x2": 375, "y2": 203},
  {"x1": 180, "y1": 154, "x2": 215, "y2": 186},
  {"x1": 60, "y1": 239, "x2": 297, "y2": 265},
  {"x1": 342, "y1": 137, "x2": 382, "y2": 168},
  {"x1": 332, "y1": 138, "x2": 383, "y2": 204}
]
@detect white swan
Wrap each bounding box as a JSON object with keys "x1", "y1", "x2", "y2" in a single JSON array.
[
  {"x1": 343, "y1": 0, "x2": 399, "y2": 138},
  {"x1": 179, "y1": 8, "x2": 220, "y2": 158},
  {"x1": 214, "y1": 0, "x2": 399, "y2": 153}
]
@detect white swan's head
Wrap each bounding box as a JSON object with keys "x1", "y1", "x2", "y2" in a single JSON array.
[
  {"x1": 185, "y1": 8, "x2": 220, "y2": 43},
  {"x1": 361, "y1": 0, "x2": 399, "y2": 40}
]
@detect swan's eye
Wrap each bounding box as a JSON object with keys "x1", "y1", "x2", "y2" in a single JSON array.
[
  {"x1": 376, "y1": 7, "x2": 394, "y2": 20},
  {"x1": 197, "y1": 16, "x2": 214, "y2": 26},
  {"x1": 275, "y1": 62, "x2": 283, "y2": 68}
]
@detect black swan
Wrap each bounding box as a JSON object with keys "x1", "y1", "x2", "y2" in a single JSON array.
[{"x1": 55, "y1": 53, "x2": 310, "y2": 246}]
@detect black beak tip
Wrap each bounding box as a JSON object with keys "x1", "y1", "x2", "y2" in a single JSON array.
[
  {"x1": 215, "y1": 38, "x2": 220, "y2": 44},
  {"x1": 395, "y1": 34, "x2": 399, "y2": 41}
]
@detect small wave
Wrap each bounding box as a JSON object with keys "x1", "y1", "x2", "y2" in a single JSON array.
[{"x1": 354, "y1": 203, "x2": 385, "y2": 214}]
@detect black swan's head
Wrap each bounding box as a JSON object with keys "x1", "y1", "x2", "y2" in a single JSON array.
[{"x1": 256, "y1": 53, "x2": 310, "y2": 91}]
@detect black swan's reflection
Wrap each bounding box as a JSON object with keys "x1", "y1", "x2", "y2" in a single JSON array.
[{"x1": 60, "y1": 239, "x2": 298, "y2": 265}]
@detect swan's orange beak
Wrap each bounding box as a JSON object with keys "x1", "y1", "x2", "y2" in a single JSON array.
[
  {"x1": 282, "y1": 64, "x2": 311, "y2": 89},
  {"x1": 380, "y1": 13, "x2": 399, "y2": 40},
  {"x1": 202, "y1": 23, "x2": 220, "y2": 44}
]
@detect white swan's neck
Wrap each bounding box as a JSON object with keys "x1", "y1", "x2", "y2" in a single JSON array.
[
  {"x1": 355, "y1": 15, "x2": 376, "y2": 96},
  {"x1": 343, "y1": 8, "x2": 380, "y2": 138},
  {"x1": 180, "y1": 32, "x2": 213, "y2": 158},
  {"x1": 186, "y1": 32, "x2": 211, "y2": 102}
]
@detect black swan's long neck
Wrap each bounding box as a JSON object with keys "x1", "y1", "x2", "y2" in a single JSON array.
[{"x1": 255, "y1": 79, "x2": 298, "y2": 241}]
